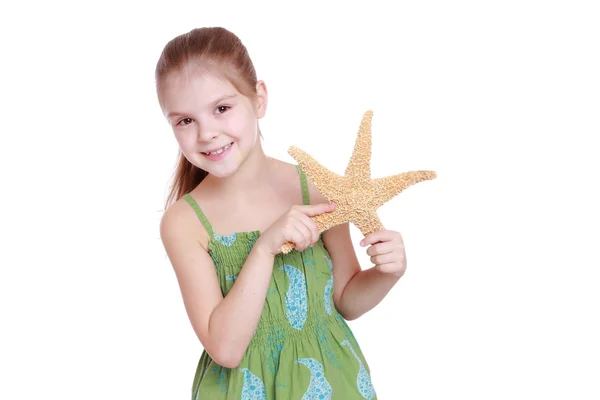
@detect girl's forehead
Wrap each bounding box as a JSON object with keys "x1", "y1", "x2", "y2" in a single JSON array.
[
  {"x1": 161, "y1": 70, "x2": 239, "y2": 107},
  {"x1": 164, "y1": 68, "x2": 235, "y2": 92},
  {"x1": 159, "y1": 73, "x2": 251, "y2": 120}
]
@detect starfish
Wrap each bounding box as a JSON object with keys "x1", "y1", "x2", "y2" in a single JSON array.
[{"x1": 280, "y1": 110, "x2": 437, "y2": 254}]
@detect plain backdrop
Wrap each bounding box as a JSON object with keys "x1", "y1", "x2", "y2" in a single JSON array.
[{"x1": 1, "y1": 0, "x2": 599, "y2": 398}]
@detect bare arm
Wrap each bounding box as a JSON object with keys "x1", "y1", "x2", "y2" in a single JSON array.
[
  {"x1": 207, "y1": 244, "x2": 275, "y2": 366},
  {"x1": 160, "y1": 202, "x2": 274, "y2": 368},
  {"x1": 323, "y1": 223, "x2": 401, "y2": 321},
  {"x1": 304, "y1": 175, "x2": 402, "y2": 321}
]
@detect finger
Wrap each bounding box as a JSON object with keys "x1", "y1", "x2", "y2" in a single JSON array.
[
  {"x1": 370, "y1": 253, "x2": 396, "y2": 265},
  {"x1": 298, "y1": 221, "x2": 314, "y2": 248},
  {"x1": 291, "y1": 223, "x2": 311, "y2": 251},
  {"x1": 296, "y1": 202, "x2": 336, "y2": 217},
  {"x1": 366, "y1": 241, "x2": 395, "y2": 257},
  {"x1": 299, "y1": 214, "x2": 320, "y2": 245},
  {"x1": 360, "y1": 229, "x2": 398, "y2": 247}
]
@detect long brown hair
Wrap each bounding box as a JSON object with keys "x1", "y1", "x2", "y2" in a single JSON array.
[{"x1": 155, "y1": 27, "x2": 259, "y2": 209}]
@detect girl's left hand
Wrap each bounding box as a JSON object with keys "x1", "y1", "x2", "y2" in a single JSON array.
[{"x1": 360, "y1": 229, "x2": 407, "y2": 278}]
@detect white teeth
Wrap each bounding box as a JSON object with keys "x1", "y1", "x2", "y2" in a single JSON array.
[{"x1": 205, "y1": 143, "x2": 232, "y2": 156}]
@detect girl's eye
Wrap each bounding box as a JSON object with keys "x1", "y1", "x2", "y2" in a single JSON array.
[
  {"x1": 216, "y1": 105, "x2": 230, "y2": 114},
  {"x1": 177, "y1": 118, "x2": 193, "y2": 126}
]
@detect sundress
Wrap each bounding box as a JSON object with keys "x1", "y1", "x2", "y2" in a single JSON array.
[{"x1": 182, "y1": 166, "x2": 377, "y2": 399}]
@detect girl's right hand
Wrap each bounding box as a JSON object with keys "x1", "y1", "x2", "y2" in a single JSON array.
[{"x1": 255, "y1": 203, "x2": 336, "y2": 256}]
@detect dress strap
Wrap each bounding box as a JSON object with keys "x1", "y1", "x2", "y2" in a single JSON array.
[
  {"x1": 296, "y1": 165, "x2": 310, "y2": 205},
  {"x1": 182, "y1": 193, "x2": 215, "y2": 239}
]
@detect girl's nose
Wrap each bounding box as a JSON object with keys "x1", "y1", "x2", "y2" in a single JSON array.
[{"x1": 196, "y1": 122, "x2": 220, "y2": 142}]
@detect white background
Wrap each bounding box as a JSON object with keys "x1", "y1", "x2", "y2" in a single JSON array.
[{"x1": 1, "y1": 0, "x2": 599, "y2": 398}]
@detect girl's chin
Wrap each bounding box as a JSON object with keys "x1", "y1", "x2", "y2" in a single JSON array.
[{"x1": 202, "y1": 162, "x2": 240, "y2": 179}]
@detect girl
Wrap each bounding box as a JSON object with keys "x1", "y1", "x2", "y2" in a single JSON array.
[{"x1": 157, "y1": 27, "x2": 406, "y2": 400}]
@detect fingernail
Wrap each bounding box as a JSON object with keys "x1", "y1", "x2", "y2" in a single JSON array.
[{"x1": 360, "y1": 240, "x2": 365, "y2": 246}]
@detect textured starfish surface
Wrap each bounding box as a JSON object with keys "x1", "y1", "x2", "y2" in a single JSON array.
[{"x1": 280, "y1": 110, "x2": 437, "y2": 254}]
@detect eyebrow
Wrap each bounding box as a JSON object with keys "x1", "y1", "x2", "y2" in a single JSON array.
[{"x1": 166, "y1": 93, "x2": 238, "y2": 119}]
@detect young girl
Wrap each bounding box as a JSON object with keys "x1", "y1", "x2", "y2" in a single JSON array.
[{"x1": 157, "y1": 27, "x2": 407, "y2": 400}]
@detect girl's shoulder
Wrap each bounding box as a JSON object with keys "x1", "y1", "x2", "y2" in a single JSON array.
[
  {"x1": 160, "y1": 194, "x2": 211, "y2": 252},
  {"x1": 305, "y1": 176, "x2": 327, "y2": 204},
  {"x1": 269, "y1": 157, "x2": 328, "y2": 205},
  {"x1": 273, "y1": 159, "x2": 327, "y2": 200}
]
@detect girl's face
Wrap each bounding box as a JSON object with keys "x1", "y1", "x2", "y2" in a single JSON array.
[{"x1": 160, "y1": 68, "x2": 267, "y2": 178}]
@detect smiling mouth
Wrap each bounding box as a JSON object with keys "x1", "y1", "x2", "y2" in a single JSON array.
[{"x1": 202, "y1": 143, "x2": 233, "y2": 156}]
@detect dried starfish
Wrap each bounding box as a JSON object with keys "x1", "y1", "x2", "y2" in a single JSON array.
[{"x1": 280, "y1": 110, "x2": 437, "y2": 254}]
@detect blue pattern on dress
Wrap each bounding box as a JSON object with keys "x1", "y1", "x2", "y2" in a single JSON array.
[
  {"x1": 315, "y1": 313, "x2": 339, "y2": 369},
  {"x1": 323, "y1": 256, "x2": 334, "y2": 315},
  {"x1": 240, "y1": 368, "x2": 266, "y2": 400},
  {"x1": 302, "y1": 246, "x2": 318, "y2": 280},
  {"x1": 279, "y1": 264, "x2": 308, "y2": 330},
  {"x1": 341, "y1": 340, "x2": 376, "y2": 399},
  {"x1": 336, "y1": 313, "x2": 359, "y2": 348},
  {"x1": 211, "y1": 365, "x2": 230, "y2": 393},
  {"x1": 215, "y1": 233, "x2": 237, "y2": 247},
  {"x1": 265, "y1": 327, "x2": 285, "y2": 375},
  {"x1": 296, "y1": 358, "x2": 333, "y2": 400}
]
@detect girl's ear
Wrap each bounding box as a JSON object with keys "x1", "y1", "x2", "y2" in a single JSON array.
[{"x1": 255, "y1": 80, "x2": 268, "y2": 118}]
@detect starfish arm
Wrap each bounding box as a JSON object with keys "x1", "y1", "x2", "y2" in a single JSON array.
[
  {"x1": 312, "y1": 209, "x2": 348, "y2": 232},
  {"x1": 280, "y1": 209, "x2": 347, "y2": 254},
  {"x1": 352, "y1": 210, "x2": 385, "y2": 237},
  {"x1": 344, "y1": 110, "x2": 373, "y2": 181},
  {"x1": 372, "y1": 170, "x2": 437, "y2": 207},
  {"x1": 288, "y1": 146, "x2": 343, "y2": 200}
]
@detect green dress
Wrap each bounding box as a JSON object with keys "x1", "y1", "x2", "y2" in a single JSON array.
[{"x1": 182, "y1": 166, "x2": 377, "y2": 400}]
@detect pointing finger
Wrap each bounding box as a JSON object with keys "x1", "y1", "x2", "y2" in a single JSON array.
[{"x1": 300, "y1": 202, "x2": 336, "y2": 217}]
